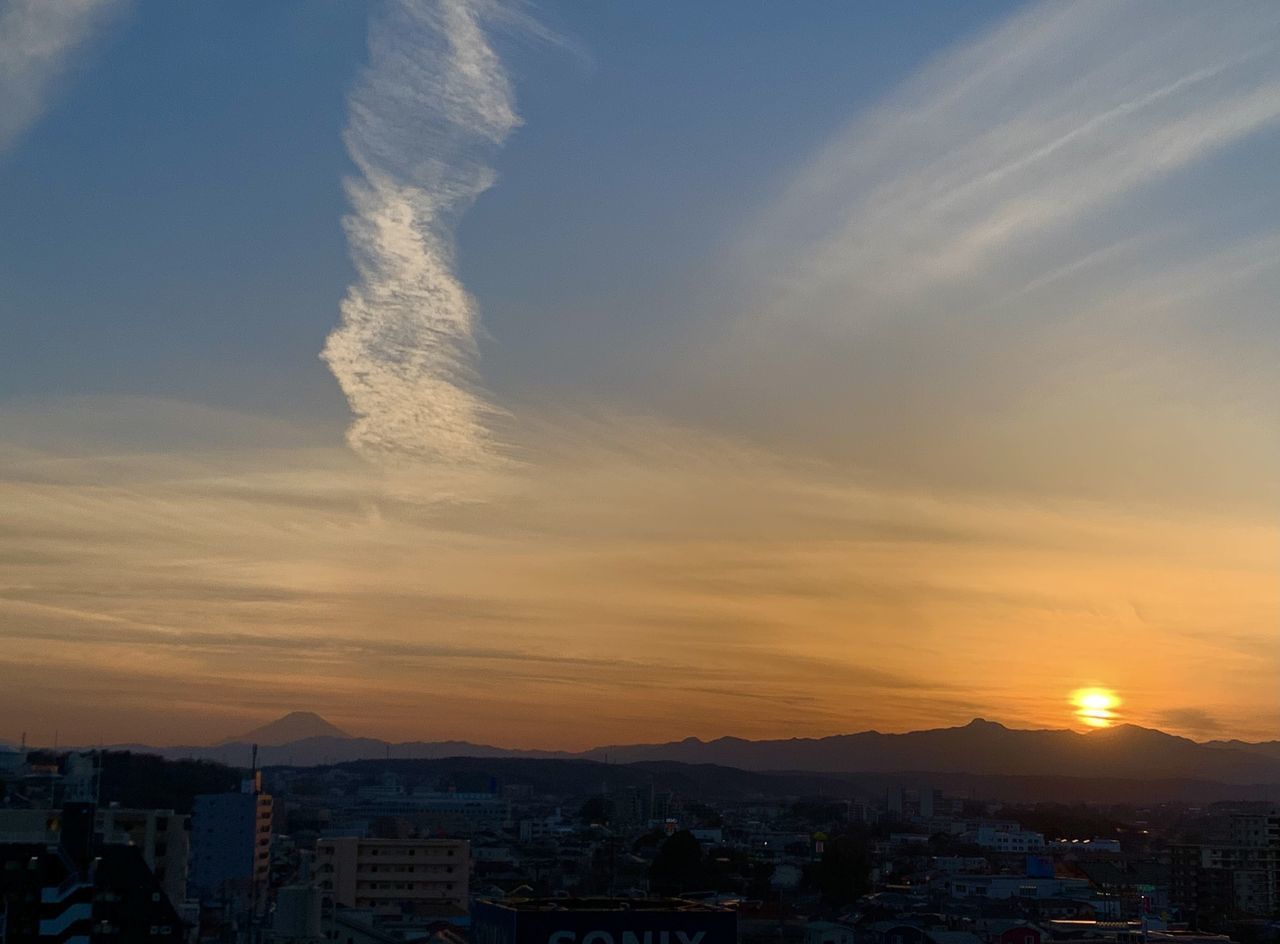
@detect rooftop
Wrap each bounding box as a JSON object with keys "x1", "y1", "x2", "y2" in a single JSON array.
[{"x1": 478, "y1": 898, "x2": 735, "y2": 913}]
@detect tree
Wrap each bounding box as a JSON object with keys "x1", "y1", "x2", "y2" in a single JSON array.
[
  {"x1": 650, "y1": 830, "x2": 704, "y2": 895},
  {"x1": 99, "y1": 752, "x2": 240, "y2": 813},
  {"x1": 579, "y1": 796, "x2": 609, "y2": 825},
  {"x1": 804, "y1": 835, "x2": 872, "y2": 906}
]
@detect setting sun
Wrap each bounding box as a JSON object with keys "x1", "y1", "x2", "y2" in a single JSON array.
[{"x1": 1072, "y1": 688, "x2": 1121, "y2": 728}]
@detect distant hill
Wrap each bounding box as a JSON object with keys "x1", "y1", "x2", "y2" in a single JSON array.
[
  {"x1": 319, "y1": 755, "x2": 1280, "y2": 805},
  {"x1": 74, "y1": 748, "x2": 1279, "y2": 810},
  {"x1": 97, "y1": 715, "x2": 1280, "y2": 792},
  {"x1": 578, "y1": 719, "x2": 1280, "y2": 784},
  {"x1": 219, "y1": 711, "x2": 350, "y2": 746},
  {"x1": 1205, "y1": 739, "x2": 1280, "y2": 761}
]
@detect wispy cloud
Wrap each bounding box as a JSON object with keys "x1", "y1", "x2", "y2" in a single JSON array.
[
  {"x1": 1157, "y1": 707, "x2": 1225, "y2": 737},
  {"x1": 1, "y1": 397, "x2": 1276, "y2": 745},
  {"x1": 0, "y1": 0, "x2": 125, "y2": 154},
  {"x1": 322, "y1": 0, "x2": 525, "y2": 469},
  {"x1": 690, "y1": 2, "x2": 1280, "y2": 512},
  {"x1": 750, "y1": 3, "x2": 1280, "y2": 300}
]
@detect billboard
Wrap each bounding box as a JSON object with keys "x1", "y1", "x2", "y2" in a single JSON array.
[{"x1": 473, "y1": 900, "x2": 738, "y2": 944}]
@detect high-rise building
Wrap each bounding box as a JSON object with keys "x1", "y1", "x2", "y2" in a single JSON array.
[
  {"x1": 189, "y1": 773, "x2": 272, "y2": 908},
  {"x1": 886, "y1": 786, "x2": 904, "y2": 818},
  {"x1": 1170, "y1": 812, "x2": 1280, "y2": 926}
]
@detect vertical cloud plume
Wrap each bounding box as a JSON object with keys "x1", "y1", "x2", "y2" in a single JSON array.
[
  {"x1": 0, "y1": 0, "x2": 125, "y2": 154},
  {"x1": 323, "y1": 0, "x2": 519, "y2": 468}
]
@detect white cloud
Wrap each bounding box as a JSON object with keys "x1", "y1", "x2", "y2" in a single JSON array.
[
  {"x1": 322, "y1": 0, "x2": 523, "y2": 469},
  {"x1": 691, "y1": 0, "x2": 1280, "y2": 511},
  {"x1": 749, "y1": 2, "x2": 1280, "y2": 316},
  {"x1": 0, "y1": 0, "x2": 125, "y2": 153}
]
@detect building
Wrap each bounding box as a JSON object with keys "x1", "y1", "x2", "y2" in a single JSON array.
[
  {"x1": 472, "y1": 898, "x2": 737, "y2": 944},
  {"x1": 315, "y1": 837, "x2": 469, "y2": 914},
  {"x1": 0, "y1": 808, "x2": 62, "y2": 842},
  {"x1": 886, "y1": 787, "x2": 905, "y2": 819},
  {"x1": 970, "y1": 826, "x2": 1045, "y2": 854},
  {"x1": 944, "y1": 875, "x2": 1092, "y2": 900},
  {"x1": 344, "y1": 791, "x2": 508, "y2": 836},
  {"x1": 272, "y1": 884, "x2": 325, "y2": 944},
  {"x1": 0, "y1": 803, "x2": 185, "y2": 944},
  {"x1": 869, "y1": 928, "x2": 983, "y2": 944},
  {"x1": 0, "y1": 806, "x2": 189, "y2": 912},
  {"x1": 1169, "y1": 812, "x2": 1280, "y2": 924},
  {"x1": 918, "y1": 789, "x2": 940, "y2": 820},
  {"x1": 189, "y1": 774, "x2": 272, "y2": 907},
  {"x1": 805, "y1": 921, "x2": 855, "y2": 944},
  {"x1": 1050, "y1": 838, "x2": 1124, "y2": 855},
  {"x1": 97, "y1": 807, "x2": 190, "y2": 911}
]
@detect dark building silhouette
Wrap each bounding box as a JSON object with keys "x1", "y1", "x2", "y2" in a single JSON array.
[{"x1": 0, "y1": 803, "x2": 185, "y2": 944}]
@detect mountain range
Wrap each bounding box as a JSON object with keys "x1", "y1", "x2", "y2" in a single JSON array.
[{"x1": 90, "y1": 713, "x2": 1280, "y2": 789}]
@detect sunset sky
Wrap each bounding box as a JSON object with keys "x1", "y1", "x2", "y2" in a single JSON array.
[{"x1": 1, "y1": 0, "x2": 1277, "y2": 748}]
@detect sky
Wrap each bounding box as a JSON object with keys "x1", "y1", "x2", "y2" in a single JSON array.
[{"x1": 1, "y1": 0, "x2": 1277, "y2": 749}]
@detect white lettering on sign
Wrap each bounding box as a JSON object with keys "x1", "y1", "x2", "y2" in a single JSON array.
[{"x1": 548, "y1": 931, "x2": 707, "y2": 944}]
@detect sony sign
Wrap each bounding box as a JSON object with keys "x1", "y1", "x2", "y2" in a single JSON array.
[{"x1": 549, "y1": 933, "x2": 706, "y2": 944}]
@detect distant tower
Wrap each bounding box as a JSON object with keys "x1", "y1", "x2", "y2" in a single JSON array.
[
  {"x1": 919, "y1": 785, "x2": 935, "y2": 819},
  {"x1": 887, "y1": 784, "x2": 904, "y2": 818}
]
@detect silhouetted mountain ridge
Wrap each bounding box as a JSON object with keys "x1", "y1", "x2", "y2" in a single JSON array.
[
  {"x1": 220, "y1": 711, "x2": 348, "y2": 746},
  {"x1": 84, "y1": 714, "x2": 1280, "y2": 786}
]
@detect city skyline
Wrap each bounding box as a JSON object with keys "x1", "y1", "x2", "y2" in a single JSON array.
[{"x1": 2, "y1": 0, "x2": 1278, "y2": 747}]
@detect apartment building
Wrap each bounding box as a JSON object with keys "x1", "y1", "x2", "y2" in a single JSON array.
[{"x1": 315, "y1": 837, "x2": 469, "y2": 914}]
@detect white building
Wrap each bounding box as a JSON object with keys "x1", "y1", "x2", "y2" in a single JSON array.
[
  {"x1": 316, "y1": 837, "x2": 469, "y2": 914},
  {"x1": 972, "y1": 826, "x2": 1045, "y2": 854}
]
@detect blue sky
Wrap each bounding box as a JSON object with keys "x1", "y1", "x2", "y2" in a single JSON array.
[
  {"x1": 1, "y1": 0, "x2": 1015, "y2": 423},
  {"x1": 1, "y1": 0, "x2": 1277, "y2": 745}
]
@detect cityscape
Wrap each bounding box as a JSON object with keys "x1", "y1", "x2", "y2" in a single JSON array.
[
  {"x1": 1, "y1": 713, "x2": 1278, "y2": 944},
  {"x1": 1, "y1": 2, "x2": 1277, "y2": 944}
]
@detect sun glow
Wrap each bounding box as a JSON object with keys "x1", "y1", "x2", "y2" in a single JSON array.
[{"x1": 1072, "y1": 688, "x2": 1120, "y2": 728}]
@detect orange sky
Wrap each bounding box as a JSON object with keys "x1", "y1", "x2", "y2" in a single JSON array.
[
  {"x1": 1, "y1": 399, "x2": 1275, "y2": 748},
  {"x1": 1, "y1": 3, "x2": 1278, "y2": 749}
]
